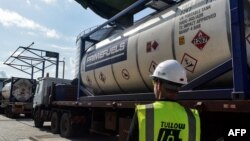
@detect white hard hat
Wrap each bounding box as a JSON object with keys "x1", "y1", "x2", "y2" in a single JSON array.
[{"x1": 151, "y1": 60, "x2": 187, "y2": 85}]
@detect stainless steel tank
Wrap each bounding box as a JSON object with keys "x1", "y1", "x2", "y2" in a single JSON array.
[
  {"x1": 2, "y1": 79, "x2": 33, "y2": 102},
  {"x1": 80, "y1": 0, "x2": 250, "y2": 95}
]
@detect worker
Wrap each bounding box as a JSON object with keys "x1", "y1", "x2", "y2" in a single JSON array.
[{"x1": 127, "y1": 59, "x2": 200, "y2": 141}]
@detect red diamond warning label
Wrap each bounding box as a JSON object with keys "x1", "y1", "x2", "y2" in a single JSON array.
[
  {"x1": 246, "y1": 33, "x2": 250, "y2": 45},
  {"x1": 147, "y1": 40, "x2": 159, "y2": 53},
  {"x1": 181, "y1": 53, "x2": 198, "y2": 73},
  {"x1": 192, "y1": 30, "x2": 210, "y2": 50}
]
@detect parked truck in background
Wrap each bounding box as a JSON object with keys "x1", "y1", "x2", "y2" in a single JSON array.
[
  {"x1": 0, "y1": 78, "x2": 5, "y2": 91},
  {"x1": 0, "y1": 78, "x2": 6, "y2": 113},
  {"x1": 33, "y1": 0, "x2": 250, "y2": 140},
  {"x1": 1, "y1": 77, "x2": 36, "y2": 118}
]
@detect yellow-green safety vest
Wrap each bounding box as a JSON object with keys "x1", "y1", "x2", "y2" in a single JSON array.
[{"x1": 137, "y1": 101, "x2": 200, "y2": 141}]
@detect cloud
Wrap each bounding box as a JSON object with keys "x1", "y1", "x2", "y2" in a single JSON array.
[
  {"x1": 42, "y1": 0, "x2": 57, "y2": 4},
  {"x1": 49, "y1": 44, "x2": 75, "y2": 51},
  {"x1": 0, "y1": 61, "x2": 5, "y2": 66},
  {"x1": 46, "y1": 29, "x2": 60, "y2": 38},
  {"x1": 70, "y1": 56, "x2": 77, "y2": 70},
  {"x1": 26, "y1": 0, "x2": 31, "y2": 5},
  {"x1": 0, "y1": 71, "x2": 7, "y2": 78},
  {"x1": 67, "y1": 0, "x2": 74, "y2": 3},
  {"x1": 0, "y1": 8, "x2": 60, "y2": 39},
  {"x1": 26, "y1": 31, "x2": 37, "y2": 36}
]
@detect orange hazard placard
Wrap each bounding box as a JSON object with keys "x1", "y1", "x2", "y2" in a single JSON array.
[{"x1": 179, "y1": 36, "x2": 185, "y2": 45}]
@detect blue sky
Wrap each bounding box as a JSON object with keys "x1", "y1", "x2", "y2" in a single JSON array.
[{"x1": 0, "y1": 0, "x2": 105, "y2": 79}]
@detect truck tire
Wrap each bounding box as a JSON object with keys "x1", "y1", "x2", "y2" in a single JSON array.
[
  {"x1": 5, "y1": 106, "x2": 16, "y2": 118},
  {"x1": 4, "y1": 107, "x2": 10, "y2": 118},
  {"x1": 34, "y1": 109, "x2": 44, "y2": 128},
  {"x1": 60, "y1": 113, "x2": 73, "y2": 138},
  {"x1": 51, "y1": 112, "x2": 60, "y2": 134}
]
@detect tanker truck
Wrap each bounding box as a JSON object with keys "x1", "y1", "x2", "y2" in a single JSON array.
[
  {"x1": 33, "y1": 0, "x2": 250, "y2": 140},
  {"x1": 1, "y1": 77, "x2": 36, "y2": 118}
]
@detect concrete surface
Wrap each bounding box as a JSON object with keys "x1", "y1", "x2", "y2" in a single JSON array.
[{"x1": 0, "y1": 114, "x2": 117, "y2": 141}]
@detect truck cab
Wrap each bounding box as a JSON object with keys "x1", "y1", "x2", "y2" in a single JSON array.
[
  {"x1": 33, "y1": 77, "x2": 73, "y2": 128},
  {"x1": 33, "y1": 77, "x2": 72, "y2": 108}
]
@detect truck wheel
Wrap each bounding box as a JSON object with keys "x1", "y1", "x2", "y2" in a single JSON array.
[
  {"x1": 5, "y1": 106, "x2": 15, "y2": 118},
  {"x1": 60, "y1": 113, "x2": 73, "y2": 138},
  {"x1": 51, "y1": 112, "x2": 60, "y2": 134},
  {"x1": 4, "y1": 107, "x2": 9, "y2": 117},
  {"x1": 34, "y1": 110, "x2": 44, "y2": 128}
]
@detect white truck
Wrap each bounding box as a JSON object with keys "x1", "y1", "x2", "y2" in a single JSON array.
[{"x1": 33, "y1": 76, "x2": 77, "y2": 137}]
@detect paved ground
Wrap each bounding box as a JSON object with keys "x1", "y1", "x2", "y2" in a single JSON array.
[
  {"x1": 0, "y1": 114, "x2": 117, "y2": 141},
  {"x1": 0, "y1": 115, "x2": 53, "y2": 141}
]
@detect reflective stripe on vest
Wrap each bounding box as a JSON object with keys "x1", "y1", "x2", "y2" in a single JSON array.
[
  {"x1": 184, "y1": 107, "x2": 196, "y2": 141},
  {"x1": 137, "y1": 101, "x2": 200, "y2": 141},
  {"x1": 146, "y1": 104, "x2": 154, "y2": 141}
]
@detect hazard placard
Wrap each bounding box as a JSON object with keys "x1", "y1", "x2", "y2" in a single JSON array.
[
  {"x1": 122, "y1": 69, "x2": 130, "y2": 80},
  {"x1": 147, "y1": 40, "x2": 159, "y2": 53},
  {"x1": 86, "y1": 75, "x2": 92, "y2": 85},
  {"x1": 181, "y1": 53, "x2": 198, "y2": 73},
  {"x1": 192, "y1": 30, "x2": 210, "y2": 50},
  {"x1": 99, "y1": 72, "x2": 106, "y2": 83},
  {"x1": 149, "y1": 61, "x2": 158, "y2": 74},
  {"x1": 179, "y1": 36, "x2": 185, "y2": 45}
]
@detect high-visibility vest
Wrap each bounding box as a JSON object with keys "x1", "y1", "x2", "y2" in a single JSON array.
[{"x1": 137, "y1": 101, "x2": 200, "y2": 141}]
